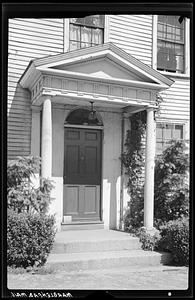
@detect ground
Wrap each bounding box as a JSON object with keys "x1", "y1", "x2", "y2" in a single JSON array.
[{"x1": 7, "y1": 265, "x2": 188, "y2": 291}]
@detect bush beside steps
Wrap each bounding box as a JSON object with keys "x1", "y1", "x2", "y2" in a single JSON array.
[
  {"x1": 7, "y1": 209, "x2": 56, "y2": 269},
  {"x1": 137, "y1": 217, "x2": 189, "y2": 266}
]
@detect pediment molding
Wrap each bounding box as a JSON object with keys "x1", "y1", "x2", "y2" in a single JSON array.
[{"x1": 19, "y1": 43, "x2": 174, "y2": 108}]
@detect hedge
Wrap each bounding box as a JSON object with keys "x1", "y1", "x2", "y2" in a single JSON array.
[
  {"x1": 158, "y1": 217, "x2": 189, "y2": 266},
  {"x1": 7, "y1": 209, "x2": 56, "y2": 268}
]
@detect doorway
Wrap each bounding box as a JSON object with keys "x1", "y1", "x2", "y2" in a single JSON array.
[{"x1": 63, "y1": 126, "x2": 102, "y2": 222}]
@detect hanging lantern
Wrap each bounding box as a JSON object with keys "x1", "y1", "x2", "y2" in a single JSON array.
[{"x1": 88, "y1": 101, "x2": 97, "y2": 123}]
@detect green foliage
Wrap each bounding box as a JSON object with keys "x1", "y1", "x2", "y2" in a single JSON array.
[
  {"x1": 7, "y1": 156, "x2": 56, "y2": 268},
  {"x1": 138, "y1": 228, "x2": 161, "y2": 251},
  {"x1": 158, "y1": 217, "x2": 189, "y2": 266},
  {"x1": 7, "y1": 156, "x2": 40, "y2": 188},
  {"x1": 7, "y1": 156, "x2": 54, "y2": 213},
  {"x1": 154, "y1": 140, "x2": 189, "y2": 226},
  {"x1": 123, "y1": 133, "x2": 189, "y2": 232},
  {"x1": 121, "y1": 111, "x2": 146, "y2": 232},
  {"x1": 7, "y1": 209, "x2": 56, "y2": 268}
]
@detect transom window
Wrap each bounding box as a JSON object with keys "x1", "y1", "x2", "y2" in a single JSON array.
[
  {"x1": 157, "y1": 15, "x2": 185, "y2": 73},
  {"x1": 156, "y1": 123, "x2": 184, "y2": 154},
  {"x1": 69, "y1": 15, "x2": 104, "y2": 51},
  {"x1": 65, "y1": 109, "x2": 103, "y2": 126}
]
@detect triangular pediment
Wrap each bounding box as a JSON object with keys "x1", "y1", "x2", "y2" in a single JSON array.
[
  {"x1": 20, "y1": 43, "x2": 174, "y2": 90},
  {"x1": 51, "y1": 57, "x2": 155, "y2": 83}
]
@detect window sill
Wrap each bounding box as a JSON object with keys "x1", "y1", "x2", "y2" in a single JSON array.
[{"x1": 157, "y1": 70, "x2": 190, "y2": 79}]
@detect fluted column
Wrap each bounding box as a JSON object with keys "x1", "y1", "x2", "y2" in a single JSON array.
[
  {"x1": 144, "y1": 108, "x2": 155, "y2": 229},
  {"x1": 41, "y1": 98, "x2": 52, "y2": 179}
]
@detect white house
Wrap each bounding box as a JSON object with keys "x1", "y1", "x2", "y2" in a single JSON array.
[{"x1": 7, "y1": 14, "x2": 190, "y2": 231}]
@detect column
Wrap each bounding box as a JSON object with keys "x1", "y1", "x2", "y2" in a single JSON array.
[
  {"x1": 30, "y1": 106, "x2": 41, "y2": 189},
  {"x1": 41, "y1": 98, "x2": 52, "y2": 179},
  {"x1": 31, "y1": 106, "x2": 41, "y2": 157},
  {"x1": 144, "y1": 108, "x2": 155, "y2": 229}
]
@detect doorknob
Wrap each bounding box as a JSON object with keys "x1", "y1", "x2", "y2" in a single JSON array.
[{"x1": 80, "y1": 155, "x2": 85, "y2": 161}]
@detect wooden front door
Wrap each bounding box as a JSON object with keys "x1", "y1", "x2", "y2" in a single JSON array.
[{"x1": 63, "y1": 128, "x2": 101, "y2": 222}]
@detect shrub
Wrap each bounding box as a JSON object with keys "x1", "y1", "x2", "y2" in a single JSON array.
[
  {"x1": 7, "y1": 209, "x2": 56, "y2": 268},
  {"x1": 138, "y1": 227, "x2": 161, "y2": 251},
  {"x1": 124, "y1": 140, "x2": 189, "y2": 233},
  {"x1": 7, "y1": 156, "x2": 40, "y2": 189},
  {"x1": 158, "y1": 217, "x2": 189, "y2": 266},
  {"x1": 154, "y1": 140, "x2": 189, "y2": 226},
  {"x1": 7, "y1": 156, "x2": 54, "y2": 213}
]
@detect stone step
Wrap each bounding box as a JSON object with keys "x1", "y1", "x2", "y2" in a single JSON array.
[
  {"x1": 61, "y1": 222, "x2": 104, "y2": 231},
  {"x1": 51, "y1": 237, "x2": 141, "y2": 253},
  {"x1": 47, "y1": 250, "x2": 172, "y2": 272},
  {"x1": 51, "y1": 229, "x2": 141, "y2": 253}
]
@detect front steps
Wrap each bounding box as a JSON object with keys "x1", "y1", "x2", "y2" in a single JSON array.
[
  {"x1": 61, "y1": 221, "x2": 104, "y2": 231},
  {"x1": 47, "y1": 229, "x2": 171, "y2": 271}
]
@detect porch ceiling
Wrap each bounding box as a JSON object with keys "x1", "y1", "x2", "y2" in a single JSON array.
[{"x1": 19, "y1": 43, "x2": 174, "y2": 109}]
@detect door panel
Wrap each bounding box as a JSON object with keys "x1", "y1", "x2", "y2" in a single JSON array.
[
  {"x1": 63, "y1": 185, "x2": 100, "y2": 221},
  {"x1": 66, "y1": 145, "x2": 80, "y2": 175},
  {"x1": 63, "y1": 128, "x2": 101, "y2": 222},
  {"x1": 83, "y1": 185, "x2": 100, "y2": 216},
  {"x1": 64, "y1": 185, "x2": 79, "y2": 215},
  {"x1": 84, "y1": 146, "x2": 97, "y2": 175}
]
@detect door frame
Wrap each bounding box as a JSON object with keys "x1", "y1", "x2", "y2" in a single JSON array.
[{"x1": 63, "y1": 124, "x2": 104, "y2": 222}]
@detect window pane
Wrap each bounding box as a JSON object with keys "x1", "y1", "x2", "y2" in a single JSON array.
[
  {"x1": 70, "y1": 17, "x2": 85, "y2": 25},
  {"x1": 71, "y1": 15, "x2": 104, "y2": 28},
  {"x1": 69, "y1": 41, "x2": 80, "y2": 51},
  {"x1": 156, "y1": 142, "x2": 163, "y2": 153},
  {"x1": 80, "y1": 42, "x2": 91, "y2": 49},
  {"x1": 81, "y1": 26, "x2": 91, "y2": 43},
  {"x1": 164, "y1": 124, "x2": 173, "y2": 140},
  {"x1": 167, "y1": 15, "x2": 177, "y2": 26},
  {"x1": 157, "y1": 41, "x2": 178, "y2": 72},
  {"x1": 156, "y1": 124, "x2": 163, "y2": 139},
  {"x1": 175, "y1": 44, "x2": 184, "y2": 72},
  {"x1": 158, "y1": 15, "x2": 165, "y2": 23},
  {"x1": 173, "y1": 125, "x2": 183, "y2": 139},
  {"x1": 70, "y1": 24, "x2": 80, "y2": 41},
  {"x1": 92, "y1": 28, "x2": 103, "y2": 44}
]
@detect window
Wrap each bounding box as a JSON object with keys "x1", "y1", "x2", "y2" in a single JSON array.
[
  {"x1": 65, "y1": 109, "x2": 103, "y2": 126},
  {"x1": 69, "y1": 15, "x2": 104, "y2": 51},
  {"x1": 156, "y1": 123, "x2": 184, "y2": 154},
  {"x1": 157, "y1": 15, "x2": 185, "y2": 73}
]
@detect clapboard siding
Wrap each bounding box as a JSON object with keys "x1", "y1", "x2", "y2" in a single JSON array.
[
  {"x1": 8, "y1": 18, "x2": 64, "y2": 159},
  {"x1": 8, "y1": 16, "x2": 190, "y2": 159},
  {"x1": 158, "y1": 78, "x2": 190, "y2": 121},
  {"x1": 108, "y1": 15, "x2": 153, "y2": 66}
]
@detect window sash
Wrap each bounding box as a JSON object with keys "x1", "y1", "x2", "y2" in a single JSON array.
[
  {"x1": 70, "y1": 15, "x2": 104, "y2": 28},
  {"x1": 156, "y1": 123, "x2": 184, "y2": 153},
  {"x1": 69, "y1": 16, "x2": 104, "y2": 51},
  {"x1": 157, "y1": 40, "x2": 184, "y2": 72},
  {"x1": 157, "y1": 15, "x2": 185, "y2": 73}
]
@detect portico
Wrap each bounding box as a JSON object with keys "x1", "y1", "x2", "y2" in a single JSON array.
[{"x1": 20, "y1": 43, "x2": 173, "y2": 231}]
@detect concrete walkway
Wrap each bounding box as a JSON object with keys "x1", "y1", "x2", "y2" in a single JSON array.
[{"x1": 7, "y1": 265, "x2": 188, "y2": 290}]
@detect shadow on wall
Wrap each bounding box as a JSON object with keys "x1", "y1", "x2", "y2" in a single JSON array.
[{"x1": 8, "y1": 83, "x2": 32, "y2": 160}]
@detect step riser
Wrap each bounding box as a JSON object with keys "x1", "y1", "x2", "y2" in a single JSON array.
[
  {"x1": 61, "y1": 224, "x2": 104, "y2": 231},
  {"x1": 47, "y1": 253, "x2": 172, "y2": 272},
  {"x1": 51, "y1": 240, "x2": 141, "y2": 254}
]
